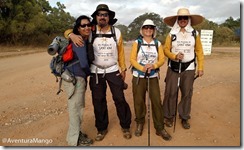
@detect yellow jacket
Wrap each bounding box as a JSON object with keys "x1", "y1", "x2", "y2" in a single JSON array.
[
  {"x1": 130, "y1": 40, "x2": 165, "y2": 72},
  {"x1": 163, "y1": 34, "x2": 204, "y2": 71}
]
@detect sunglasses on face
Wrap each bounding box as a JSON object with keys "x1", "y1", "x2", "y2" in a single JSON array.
[
  {"x1": 80, "y1": 23, "x2": 91, "y2": 28},
  {"x1": 142, "y1": 25, "x2": 155, "y2": 30},
  {"x1": 178, "y1": 16, "x2": 189, "y2": 20},
  {"x1": 97, "y1": 13, "x2": 109, "y2": 17}
]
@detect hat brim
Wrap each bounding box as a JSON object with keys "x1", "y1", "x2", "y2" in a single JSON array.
[
  {"x1": 140, "y1": 27, "x2": 157, "y2": 38},
  {"x1": 91, "y1": 9, "x2": 115, "y2": 19},
  {"x1": 164, "y1": 14, "x2": 204, "y2": 27}
]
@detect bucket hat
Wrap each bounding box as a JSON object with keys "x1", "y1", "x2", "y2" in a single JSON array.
[
  {"x1": 91, "y1": 4, "x2": 117, "y2": 25},
  {"x1": 163, "y1": 8, "x2": 204, "y2": 27},
  {"x1": 140, "y1": 19, "x2": 157, "y2": 38}
]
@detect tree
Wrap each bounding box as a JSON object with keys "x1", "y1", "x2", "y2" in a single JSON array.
[
  {"x1": 0, "y1": 0, "x2": 75, "y2": 45},
  {"x1": 46, "y1": 2, "x2": 75, "y2": 35},
  {"x1": 220, "y1": 17, "x2": 240, "y2": 31},
  {"x1": 115, "y1": 24, "x2": 129, "y2": 41}
]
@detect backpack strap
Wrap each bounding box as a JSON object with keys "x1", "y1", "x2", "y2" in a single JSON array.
[
  {"x1": 192, "y1": 29, "x2": 196, "y2": 40},
  {"x1": 90, "y1": 25, "x2": 117, "y2": 43},
  {"x1": 136, "y1": 36, "x2": 159, "y2": 53}
]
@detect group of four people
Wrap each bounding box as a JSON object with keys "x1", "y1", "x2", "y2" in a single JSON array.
[{"x1": 61, "y1": 4, "x2": 204, "y2": 146}]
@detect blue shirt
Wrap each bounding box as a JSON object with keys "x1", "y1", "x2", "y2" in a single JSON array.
[{"x1": 66, "y1": 42, "x2": 90, "y2": 78}]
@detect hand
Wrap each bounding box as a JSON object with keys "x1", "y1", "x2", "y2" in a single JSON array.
[
  {"x1": 143, "y1": 64, "x2": 154, "y2": 73},
  {"x1": 197, "y1": 70, "x2": 204, "y2": 77},
  {"x1": 120, "y1": 71, "x2": 126, "y2": 81},
  {"x1": 69, "y1": 33, "x2": 84, "y2": 47},
  {"x1": 176, "y1": 52, "x2": 184, "y2": 61}
]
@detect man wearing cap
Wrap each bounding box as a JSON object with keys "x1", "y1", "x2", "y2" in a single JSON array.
[
  {"x1": 64, "y1": 4, "x2": 132, "y2": 141},
  {"x1": 130, "y1": 19, "x2": 172, "y2": 141},
  {"x1": 162, "y1": 8, "x2": 204, "y2": 130}
]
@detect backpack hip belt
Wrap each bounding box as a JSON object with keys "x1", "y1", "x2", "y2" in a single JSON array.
[{"x1": 93, "y1": 63, "x2": 117, "y2": 84}]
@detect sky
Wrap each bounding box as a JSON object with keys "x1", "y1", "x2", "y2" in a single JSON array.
[{"x1": 47, "y1": 0, "x2": 241, "y2": 26}]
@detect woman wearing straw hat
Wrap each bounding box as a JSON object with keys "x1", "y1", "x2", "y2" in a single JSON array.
[
  {"x1": 130, "y1": 19, "x2": 172, "y2": 141},
  {"x1": 162, "y1": 8, "x2": 204, "y2": 130}
]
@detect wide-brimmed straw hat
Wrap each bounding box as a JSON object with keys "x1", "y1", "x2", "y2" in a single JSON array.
[
  {"x1": 140, "y1": 19, "x2": 157, "y2": 38},
  {"x1": 91, "y1": 4, "x2": 117, "y2": 25},
  {"x1": 163, "y1": 8, "x2": 204, "y2": 27}
]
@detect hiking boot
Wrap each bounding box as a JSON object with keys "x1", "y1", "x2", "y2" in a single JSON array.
[
  {"x1": 77, "y1": 132, "x2": 93, "y2": 146},
  {"x1": 156, "y1": 129, "x2": 172, "y2": 141},
  {"x1": 134, "y1": 124, "x2": 144, "y2": 137},
  {"x1": 164, "y1": 118, "x2": 173, "y2": 127},
  {"x1": 95, "y1": 129, "x2": 108, "y2": 141},
  {"x1": 181, "y1": 119, "x2": 190, "y2": 129},
  {"x1": 79, "y1": 131, "x2": 88, "y2": 138},
  {"x1": 122, "y1": 128, "x2": 132, "y2": 139}
]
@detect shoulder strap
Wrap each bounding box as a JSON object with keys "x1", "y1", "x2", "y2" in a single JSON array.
[
  {"x1": 111, "y1": 26, "x2": 118, "y2": 49},
  {"x1": 171, "y1": 34, "x2": 176, "y2": 42},
  {"x1": 90, "y1": 25, "x2": 117, "y2": 44},
  {"x1": 154, "y1": 38, "x2": 158, "y2": 52},
  {"x1": 90, "y1": 26, "x2": 97, "y2": 44},
  {"x1": 136, "y1": 36, "x2": 143, "y2": 53},
  {"x1": 111, "y1": 26, "x2": 117, "y2": 43},
  {"x1": 137, "y1": 36, "x2": 159, "y2": 53},
  {"x1": 192, "y1": 29, "x2": 196, "y2": 40}
]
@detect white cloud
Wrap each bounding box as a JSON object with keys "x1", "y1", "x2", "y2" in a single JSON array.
[{"x1": 47, "y1": 0, "x2": 240, "y2": 26}]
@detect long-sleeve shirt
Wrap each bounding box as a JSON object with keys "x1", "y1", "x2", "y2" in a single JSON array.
[
  {"x1": 66, "y1": 42, "x2": 90, "y2": 78},
  {"x1": 163, "y1": 32, "x2": 204, "y2": 71},
  {"x1": 130, "y1": 38, "x2": 165, "y2": 78}
]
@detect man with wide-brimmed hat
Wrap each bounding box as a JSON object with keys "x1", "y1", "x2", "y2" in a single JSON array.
[
  {"x1": 65, "y1": 4, "x2": 132, "y2": 142},
  {"x1": 162, "y1": 8, "x2": 204, "y2": 130}
]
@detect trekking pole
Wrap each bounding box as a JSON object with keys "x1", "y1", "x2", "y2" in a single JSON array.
[
  {"x1": 173, "y1": 60, "x2": 182, "y2": 133},
  {"x1": 144, "y1": 69, "x2": 150, "y2": 146},
  {"x1": 194, "y1": 74, "x2": 199, "y2": 80}
]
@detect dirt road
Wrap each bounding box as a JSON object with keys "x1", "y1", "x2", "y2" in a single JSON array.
[{"x1": 0, "y1": 46, "x2": 240, "y2": 147}]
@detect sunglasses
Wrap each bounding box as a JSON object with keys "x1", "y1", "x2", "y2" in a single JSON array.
[
  {"x1": 97, "y1": 13, "x2": 109, "y2": 17},
  {"x1": 178, "y1": 16, "x2": 189, "y2": 20},
  {"x1": 142, "y1": 25, "x2": 155, "y2": 30},
  {"x1": 80, "y1": 23, "x2": 91, "y2": 28}
]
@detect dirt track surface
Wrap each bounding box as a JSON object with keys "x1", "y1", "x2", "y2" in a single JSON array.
[{"x1": 0, "y1": 46, "x2": 240, "y2": 147}]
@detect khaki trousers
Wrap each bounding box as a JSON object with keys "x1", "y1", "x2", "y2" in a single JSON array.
[
  {"x1": 132, "y1": 76, "x2": 165, "y2": 131},
  {"x1": 62, "y1": 77, "x2": 86, "y2": 146}
]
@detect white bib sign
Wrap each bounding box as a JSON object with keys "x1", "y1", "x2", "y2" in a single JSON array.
[{"x1": 200, "y1": 30, "x2": 214, "y2": 55}]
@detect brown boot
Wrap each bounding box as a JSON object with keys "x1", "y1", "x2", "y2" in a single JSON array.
[
  {"x1": 164, "y1": 118, "x2": 173, "y2": 127},
  {"x1": 95, "y1": 129, "x2": 108, "y2": 141},
  {"x1": 156, "y1": 129, "x2": 172, "y2": 141},
  {"x1": 122, "y1": 128, "x2": 132, "y2": 139},
  {"x1": 181, "y1": 119, "x2": 190, "y2": 129},
  {"x1": 134, "y1": 123, "x2": 144, "y2": 137}
]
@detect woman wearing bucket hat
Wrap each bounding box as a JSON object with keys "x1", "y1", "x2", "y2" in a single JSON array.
[
  {"x1": 64, "y1": 4, "x2": 132, "y2": 141},
  {"x1": 162, "y1": 8, "x2": 204, "y2": 130},
  {"x1": 130, "y1": 19, "x2": 172, "y2": 141}
]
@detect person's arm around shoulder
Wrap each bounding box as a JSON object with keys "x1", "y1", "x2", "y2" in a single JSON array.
[
  {"x1": 64, "y1": 29, "x2": 84, "y2": 47},
  {"x1": 195, "y1": 33, "x2": 204, "y2": 77}
]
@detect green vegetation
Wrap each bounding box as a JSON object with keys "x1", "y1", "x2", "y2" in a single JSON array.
[{"x1": 0, "y1": 0, "x2": 240, "y2": 47}]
